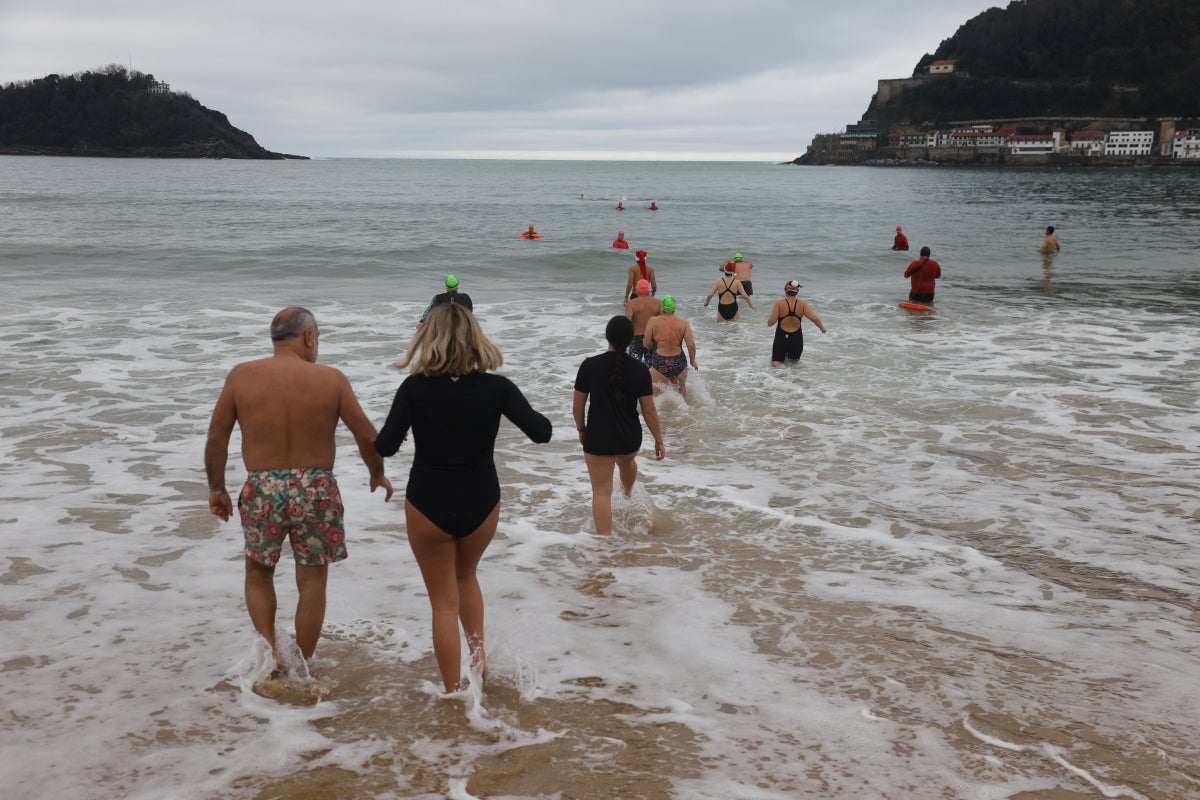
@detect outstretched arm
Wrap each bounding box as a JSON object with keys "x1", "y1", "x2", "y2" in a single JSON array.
[
  {"x1": 740, "y1": 283, "x2": 755, "y2": 310},
  {"x1": 638, "y1": 395, "x2": 666, "y2": 461},
  {"x1": 204, "y1": 378, "x2": 238, "y2": 521},
  {"x1": 573, "y1": 390, "x2": 587, "y2": 446},
  {"x1": 502, "y1": 378, "x2": 553, "y2": 443},
  {"x1": 338, "y1": 375, "x2": 393, "y2": 501},
  {"x1": 766, "y1": 300, "x2": 781, "y2": 327},
  {"x1": 803, "y1": 302, "x2": 827, "y2": 334},
  {"x1": 684, "y1": 324, "x2": 699, "y2": 369}
]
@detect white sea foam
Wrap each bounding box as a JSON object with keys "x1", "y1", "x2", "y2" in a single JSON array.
[{"x1": 1, "y1": 157, "x2": 1197, "y2": 799}]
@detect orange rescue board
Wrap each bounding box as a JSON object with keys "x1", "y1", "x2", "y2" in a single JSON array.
[{"x1": 898, "y1": 301, "x2": 931, "y2": 311}]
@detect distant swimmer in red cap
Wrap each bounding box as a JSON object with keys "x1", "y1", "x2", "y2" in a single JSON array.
[
  {"x1": 612, "y1": 230, "x2": 629, "y2": 249},
  {"x1": 519, "y1": 224, "x2": 542, "y2": 240},
  {"x1": 624, "y1": 279, "x2": 660, "y2": 363},
  {"x1": 624, "y1": 249, "x2": 657, "y2": 300},
  {"x1": 616, "y1": 200, "x2": 625, "y2": 211},
  {"x1": 892, "y1": 226, "x2": 909, "y2": 251},
  {"x1": 649, "y1": 201, "x2": 658, "y2": 211}
]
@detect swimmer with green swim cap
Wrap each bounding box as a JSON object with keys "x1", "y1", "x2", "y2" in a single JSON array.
[
  {"x1": 642, "y1": 293, "x2": 699, "y2": 399},
  {"x1": 417, "y1": 274, "x2": 473, "y2": 327},
  {"x1": 729, "y1": 252, "x2": 754, "y2": 296}
]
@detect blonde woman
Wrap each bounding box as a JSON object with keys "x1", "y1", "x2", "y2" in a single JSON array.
[{"x1": 375, "y1": 303, "x2": 552, "y2": 692}]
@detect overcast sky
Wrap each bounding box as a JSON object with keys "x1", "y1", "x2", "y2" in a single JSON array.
[{"x1": 0, "y1": 1, "x2": 1001, "y2": 160}]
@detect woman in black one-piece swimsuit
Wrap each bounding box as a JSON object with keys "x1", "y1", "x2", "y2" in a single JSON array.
[{"x1": 376, "y1": 303, "x2": 551, "y2": 692}]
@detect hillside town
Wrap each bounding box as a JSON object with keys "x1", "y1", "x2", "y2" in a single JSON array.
[
  {"x1": 797, "y1": 57, "x2": 1200, "y2": 166},
  {"x1": 807, "y1": 117, "x2": 1200, "y2": 164}
]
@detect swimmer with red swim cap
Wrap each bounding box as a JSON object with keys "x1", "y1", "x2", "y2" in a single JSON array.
[
  {"x1": 612, "y1": 230, "x2": 629, "y2": 249},
  {"x1": 892, "y1": 226, "x2": 909, "y2": 251},
  {"x1": 624, "y1": 249, "x2": 657, "y2": 300}
]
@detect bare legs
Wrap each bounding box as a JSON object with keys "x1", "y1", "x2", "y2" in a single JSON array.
[
  {"x1": 244, "y1": 557, "x2": 329, "y2": 663},
  {"x1": 650, "y1": 367, "x2": 688, "y2": 399},
  {"x1": 585, "y1": 452, "x2": 638, "y2": 535},
  {"x1": 405, "y1": 500, "x2": 499, "y2": 693}
]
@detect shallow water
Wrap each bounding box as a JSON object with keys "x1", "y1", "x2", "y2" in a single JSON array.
[{"x1": 1, "y1": 156, "x2": 1198, "y2": 799}]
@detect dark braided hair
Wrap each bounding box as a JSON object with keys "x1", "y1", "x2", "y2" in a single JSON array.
[{"x1": 605, "y1": 315, "x2": 634, "y2": 404}]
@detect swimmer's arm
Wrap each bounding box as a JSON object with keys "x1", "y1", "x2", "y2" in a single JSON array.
[
  {"x1": 767, "y1": 302, "x2": 781, "y2": 326},
  {"x1": 204, "y1": 377, "x2": 238, "y2": 521},
  {"x1": 502, "y1": 379, "x2": 552, "y2": 443},
  {"x1": 572, "y1": 390, "x2": 587, "y2": 443},
  {"x1": 375, "y1": 382, "x2": 412, "y2": 459},
  {"x1": 703, "y1": 284, "x2": 716, "y2": 306},
  {"x1": 741, "y1": 283, "x2": 755, "y2": 310},
  {"x1": 649, "y1": 270, "x2": 657, "y2": 295},
  {"x1": 684, "y1": 325, "x2": 698, "y2": 368},
  {"x1": 337, "y1": 374, "x2": 393, "y2": 501},
  {"x1": 638, "y1": 395, "x2": 666, "y2": 461},
  {"x1": 624, "y1": 300, "x2": 634, "y2": 320},
  {"x1": 803, "y1": 303, "x2": 827, "y2": 333},
  {"x1": 624, "y1": 269, "x2": 635, "y2": 299}
]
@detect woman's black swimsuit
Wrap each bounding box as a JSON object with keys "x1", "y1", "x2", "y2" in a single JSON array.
[
  {"x1": 771, "y1": 299, "x2": 805, "y2": 363},
  {"x1": 717, "y1": 278, "x2": 739, "y2": 320},
  {"x1": 375, "y1": 373, "x2": 551, "y2": 538}
]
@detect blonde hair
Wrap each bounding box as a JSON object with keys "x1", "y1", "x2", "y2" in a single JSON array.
[{"x1": 397, "y1": 303, "x2": 503, "y2": 376}]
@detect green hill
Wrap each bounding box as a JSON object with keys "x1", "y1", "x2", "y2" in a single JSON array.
[
  {"x1": 0, "y1": 65, "x2": 305, "y2": 159},
  {"x1": 869, "y1": 0, "x2": 1200, "y2": 124}
]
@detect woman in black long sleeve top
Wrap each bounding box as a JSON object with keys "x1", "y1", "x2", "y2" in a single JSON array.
[{"x1": 376, "y1": 303, "x2": 551, "y2": 692}]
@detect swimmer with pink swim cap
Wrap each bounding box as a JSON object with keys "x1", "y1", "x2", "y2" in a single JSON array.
[
  {"x1": 623, "y1": 276, "x2": 661, "y2": 364},
  {"x1": 612, "y1": 230, "x2": 629, "y2": 249}
]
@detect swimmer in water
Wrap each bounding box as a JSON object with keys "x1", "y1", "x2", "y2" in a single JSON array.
[
  {"x1": 767, "y1": 280, "x2": 826, "y2": 367},
  {"x1": 624, "y1": 279, "x2": 660, "y2": 364},
  {"x1": 624, "y1": 249, "x2": 657, "y2": 300},
  {"x1": 642, "y1": 295, "x2": 698, "y2": 398},
  {"x1": 704, "y1": 261, "x2": 755, "y2": 321}
]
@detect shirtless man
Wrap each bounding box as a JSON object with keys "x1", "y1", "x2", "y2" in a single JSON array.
[
  {"x1": 624, "y1": 249, "x2": 657, "y2": 300},
  {"x1": 704, "y1": 261, "x2": 755, "y2": 321},
  {"x1": 624, "y1": 279, "x2": 660, "y2": 363},
  {"x1": 642, "y1": 295, "x2": 698, "y2": 398},
  {"x1": 730, "y1": 253, "x2": 753, "y2": 295},
  {"x1": 1038, "y1": 225, "x2": 1061, "y2": 253},
  {"x1": 767, "y1": 280, "x2": 826, "y2": 367},
  {"x1": 205, "y1": 307, "x2": 393, "y2": 667}
]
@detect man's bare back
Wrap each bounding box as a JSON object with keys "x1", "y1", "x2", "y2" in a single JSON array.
[
  {"x1": 625, "y1": 295, "x2": 661, "y2": 336},
  {"x1": 206, "y1": 307, "x2": 391, "y2": 518}
]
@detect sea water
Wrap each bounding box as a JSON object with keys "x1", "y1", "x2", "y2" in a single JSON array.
[{"x1": 0, "y1": 156, "x2": 1197, "y2": 800}]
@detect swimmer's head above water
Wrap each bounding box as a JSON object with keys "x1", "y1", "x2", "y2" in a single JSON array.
[
  {"x1": 445, "y1": 274, "x2": 459, "y2": 289},
  {"x1": 660, "y1": 295, "x2": 676, "y2": 314}
]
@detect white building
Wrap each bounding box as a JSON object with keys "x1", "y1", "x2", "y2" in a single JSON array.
[
  {"x1": 1104, "y1": 130, "x2": 1154, "y2": 156},
  {"x1": 148, "y1": 80, "x2": 170, "y2": 94},
  {"x1": 928, "y1": 59, "x2": 957, "y2": 75},
  {"x1": 1068, "y1": 129, "x2": 1107, "y2": 156},
  {"x1": 1172, "y1": 129, "x2": 1200, "y2": 159},
  {"x1": 1010, "y1": 129, "x2": 1066, "y2": 156}
]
